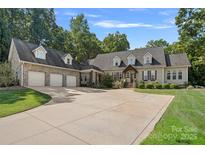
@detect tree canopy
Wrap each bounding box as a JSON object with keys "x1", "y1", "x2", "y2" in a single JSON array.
[
  {"x1": 175, "y1": 8, "x2": 205, "y2": 85},
  {"x1": 145, "y1": 39, "x2": 169, "y2": 48},
  {"x1": 102, "y1": 31, "x2": 130, "y2": 53}
]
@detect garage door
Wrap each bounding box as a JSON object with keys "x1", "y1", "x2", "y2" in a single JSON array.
[
  {"x1": 50, "y1": 74, "x2": 63, "y2": 87},
  {"x1": 66, "y1": 75, "x2": 76, "y2": 87},
  {"x1": 28, "y1": 71, "x2": 45, "y2": 86}
]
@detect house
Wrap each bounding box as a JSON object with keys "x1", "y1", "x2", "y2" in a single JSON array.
[{"x1": 8, "y1": 38, "x2": 191, "y2": 87}]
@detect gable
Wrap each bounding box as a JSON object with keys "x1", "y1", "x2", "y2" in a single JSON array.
[{"x1": 32, "y1": 46, "x2": 47, "y2": 59}]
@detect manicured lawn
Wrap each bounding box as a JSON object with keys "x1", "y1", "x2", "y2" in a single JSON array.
[
  {"x1": 135, "y1": 88, "x2": 205, "y2": 144},
  {"x1": 0, "y1": 88, "x2": 51, "y2": 118}
]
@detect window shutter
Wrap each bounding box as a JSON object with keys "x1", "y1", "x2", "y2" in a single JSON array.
[
  {"x1": 142, "y1": 71, "x2": 144, "y2": 81},
  {"x1": 155, "y1": 70, "x2": 157, "y2": 80}
]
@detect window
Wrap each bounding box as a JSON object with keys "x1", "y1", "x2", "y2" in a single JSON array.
[
  {"x1": 146, "y1": 57, "x2": 150, "y2": 64},
  {"x1": 178, "y1": 71, "x2": 182, "y2": 80},
  {"x1": 113, "y1": 56, "x2": 121, "y2": 66},
  {"x1": 67, "y1": 58, "x2": 70, "y2": 64},
  {"x1": 151, "y1": 70, "x2": 156, "y2": 81},
  {"x1": 173, "y1": 71, "x2": 176, "y2": 80},
  {"x1": 127, "y1": 54, "x2": 135, "y2": 65},
  {"x1": 167, "y1": 71, "x2": 171, "y2": 80},
  {"x1": 144, "y1": 70, "x2": 148, "y2": 81},
  {"x1": 35, "y1": 50, "x2": 46, "y2": 59}
]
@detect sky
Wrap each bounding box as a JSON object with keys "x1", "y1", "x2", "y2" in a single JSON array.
[{"x1": 54, "y1": 8, "x2": 179, "y2": 49}]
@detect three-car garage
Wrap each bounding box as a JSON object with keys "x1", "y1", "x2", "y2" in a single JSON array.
[{"x1": 27, "y1": 70, "x2": 77, "y2": 87}]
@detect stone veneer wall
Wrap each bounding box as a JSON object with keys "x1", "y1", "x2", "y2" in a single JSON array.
[{"x1": 23, "y1": 63, "x2": 80, "y2": 86}]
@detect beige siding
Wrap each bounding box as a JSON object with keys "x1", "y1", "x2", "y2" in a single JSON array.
[
  {"x1": 8, "y1": 42, "x2": 22, "y2": 85},
  {"x1": 164, "y1": 67, "x2": 188, "y2": 85},
  {"x1": 23, "y1": 63, "x2": 80, "y2": 87}
]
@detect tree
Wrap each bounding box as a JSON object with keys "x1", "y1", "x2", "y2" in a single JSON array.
[
  {"x1": 102, "y1": 31, "x2": 130, "y2": 53},
  {"x1": 30, "y1": 9, "x2": 56, "y2": 45},
  {"x1": 70, "y1": 14, "x2": 102, "y2": 61},
  {"x1": 0, "y1": 9, "x2": 11, "y2": 62},
  {"x1": 145, "y1": 39, "x2": 169, "y2": 48},
  {"x1": 175, "y1": 8, "x2": 205, "y2": 85}
]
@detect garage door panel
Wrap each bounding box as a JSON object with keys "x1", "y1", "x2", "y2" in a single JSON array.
[
  {"x1": 50, "y1": 74, "x2": 63, "y2": 87},
  {"x1": 28, "y1": 71, "x2": 45, "y2": 86},
  {"x1": 66, "y1": 75, "x2": 76, "y2": 87}
]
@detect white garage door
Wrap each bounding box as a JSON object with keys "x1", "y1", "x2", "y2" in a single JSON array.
[
  {"x1": 50, "y1": 74, "x2": 63, "y2": 87},
  {"x1": 66, "y1": 75, "x2": 76, "y2": 87},
  {"x1": 28, "y1": 71, "x2": 45, "y2": 86}
]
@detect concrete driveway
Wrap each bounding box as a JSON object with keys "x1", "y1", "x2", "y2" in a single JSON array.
[{"x1": 0, "y1": 87, "x2": 174, "y2": 145}]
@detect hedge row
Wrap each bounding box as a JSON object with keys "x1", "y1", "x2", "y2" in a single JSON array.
[{"x1": 137, "y1": 82, "x2": 179, "y2": 89}]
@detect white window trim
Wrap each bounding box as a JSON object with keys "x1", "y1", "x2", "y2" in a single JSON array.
[
  {"x1": 32, "y1": 46, "x2": 47, "y2": 60},
  {"x1": 143, "y1": 52, "x2": 152, "y2": 64},
  {"x1": 113, "y1": 56, "x2": 121, "y2": 66},
  {"x1": 127, "y1": 54, "x2": 135, "y2": 65}
]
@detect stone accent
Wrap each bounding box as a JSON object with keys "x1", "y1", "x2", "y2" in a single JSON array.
[{"x1": 23, "y1": 63, "x2": 80, "y2": 87}]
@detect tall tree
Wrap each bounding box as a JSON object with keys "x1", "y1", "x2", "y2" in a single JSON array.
[
  {"x1": 0, "y1": 9, "x2": 11, "y2": 62},
  {"x1": 145, "y1": 39, "x2": 169, "y2": 48},
  {"x1": 175, "y1": 8, "x2": 205, "y2": 85},
  {"x1": 30, "y1": 9, "x2": 56, "y2": 45},
  {"x1": 70, "y1": 14, "x2": 102, "y2": 61},
  {"x1": 102, "y1": 31, "x2": 130, "y2": 53}
]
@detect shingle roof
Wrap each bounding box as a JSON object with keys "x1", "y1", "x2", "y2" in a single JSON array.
[
  {"x1": 165, "y1": 53, "x2": 191, "y2": 67},
  {"x1": 13, "y1": 38, "x2": 191, "y2": 71},
  {"x1": 88, "y1": 47, "x2": 167, "y2": 70},
  {"x1": 13, "y1": 38, "x2": 81, "y2": 70}
]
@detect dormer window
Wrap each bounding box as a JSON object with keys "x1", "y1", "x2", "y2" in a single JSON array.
[
  {"x1": 63, "y1": 54, "x2": 73, "y2": 65},
  {"x1": 32, "y1": 46, "x2": 47, "y2": 60},
  {"x1": 144, "y1": 52, "x2": 152, "y2": 64},
  {"x1": 113, "y1": 56, "x2": 121, "y2": 66},
  {"x1": 127, "y1": 54, "x2": 135, "y2": 65},
  {"x1": 146, "y1": 57, "x2": 151, "y2": 64}
]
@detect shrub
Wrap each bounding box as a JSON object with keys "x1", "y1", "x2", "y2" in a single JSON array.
[
  {"x1": 155, "y1": 83, "x2": 162, "y2": 89},
  {"x1": 99, "y1": 74, "x2": 113, "y2": 88},
  {"x1": 170, "y1": 84, "x2": 179, "y2": 89},
  {"x1": 146, "y1": 83, "x2": 154, "y2": 89},
  {"x1": 112, "y1": 80, "x2": 123, "y2": 89},
  {"x1": 163, "y1": 83, "x2": 170, "y2": 89},
  {"x1": 0, "y1": 62, "x2": 16, "y2": 87},
  {"x1": 138, "y1": 81, "x2": 145, "y2": 89},
  {"x1": 138, "y1": 84, "x2": 145, "y2": 89}
]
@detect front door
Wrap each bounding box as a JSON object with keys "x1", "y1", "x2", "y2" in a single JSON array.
[{"x1": 130, "y1": 73, "x2": 134, "y2": 83}]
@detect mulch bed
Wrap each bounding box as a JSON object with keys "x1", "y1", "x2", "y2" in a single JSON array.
[{"x1": 0, "y1": 86, "x2": 26, "y2": 91}]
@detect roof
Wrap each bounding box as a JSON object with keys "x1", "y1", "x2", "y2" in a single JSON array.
[
  {"x1": 13, "y1": 38, "x2": 81, "y2": 70},
  {"x1": 165, "y1": 53, "x2": 191, "y2": 67},
  {"x1": 12, "y1": 38, "x2": 191, "y2": 72},
  {"x1": 88, "y1": 47, "x2": 167, "y2": 70}
]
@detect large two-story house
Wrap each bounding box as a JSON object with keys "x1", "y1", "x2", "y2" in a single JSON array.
[{"x1": 8, "y1": 38, "x2": 191, "y2": 87}]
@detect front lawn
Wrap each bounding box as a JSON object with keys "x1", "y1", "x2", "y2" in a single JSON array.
[
  {"x1": 0, "y1": 88, "x2": 51, "y2": 118},
  {"x1": 135, "y1": 88, "x2": 205, "y2": 144}
]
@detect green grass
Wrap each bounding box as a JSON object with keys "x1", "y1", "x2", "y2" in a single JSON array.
[
  {"x1": 0, "y1": 88, "x2": 51, "y2": 118},
  {"x1": 135, "y1": 88, "x2": 205, "y2": 144}
]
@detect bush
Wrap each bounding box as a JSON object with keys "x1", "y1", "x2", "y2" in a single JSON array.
[
  {"x1": 155, "y1": 83, "x2": 162, "y2": 89},
  {"x1": 0, "y1": 62, "x2": 16, "y2": 87},
  {"x1": 112, "y1": 80, "x2": 123, "y2": 89},
  {"x1": 99, "y1": 74, "x2": 113, "y2": 88},
  {"x1": 138, "y1": 81, "x2": 145, "y2": 89},
  {"x1": 146, "y1": 83, "x2": 154, "y2": 89},
  {"x1": 163, "y1": 83, "x2": 170, "y2": 89},
  {"x1": 170, "y1": 84, "x2": 179, "y2": 89}
]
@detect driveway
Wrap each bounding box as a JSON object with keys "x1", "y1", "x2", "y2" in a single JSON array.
[{"x1": 0, "y1": 87, "x2": 174, "y2": 145}]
